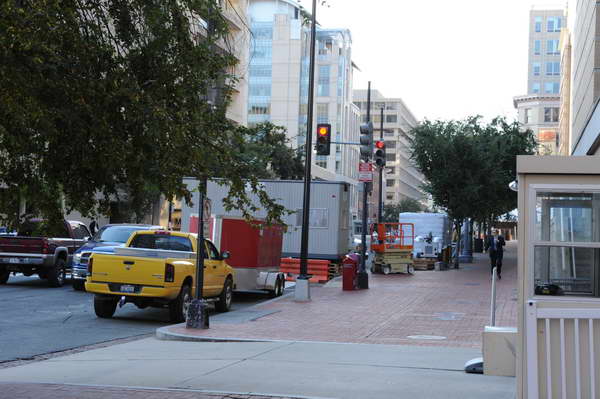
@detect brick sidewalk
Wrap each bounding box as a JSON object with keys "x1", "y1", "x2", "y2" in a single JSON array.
[
  {"x1": 161, "y1": 242, "x2": 518, "y2": 348},
  {"x1": 0, "y1": 383, "x2": 302, "y2": 399}
]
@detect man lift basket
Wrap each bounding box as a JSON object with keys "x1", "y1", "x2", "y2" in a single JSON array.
[{"x1": 370, "y1": 223, "x2": 415, "y2": 275}]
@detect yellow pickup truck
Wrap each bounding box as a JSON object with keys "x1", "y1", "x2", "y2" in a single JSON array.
[{"x1": 85, "y1": 230, "x2": 235, "y2": 322}]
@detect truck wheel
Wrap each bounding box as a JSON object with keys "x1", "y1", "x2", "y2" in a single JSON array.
[
  {"x1": 215, "y1": 278, "x2": 233, "y2": 313},
  {"x1": 269, "y1": 277, "x2": 284, "y2": 298},
  {"x1": 94, "y1": 295, "x2": 117, "y2": 318},
  {"x1": 72, "y1": 279, "x2": 86, "y2": 291},
  {"x1": 169, "y1": 284, "x2": 191, "y2": 323},
  {"x1": 47, "y1": 258, "x2": 66, "y2": 287},
  {"x1": 0, "y1": 269, "x2": 9, "y2": 284}
]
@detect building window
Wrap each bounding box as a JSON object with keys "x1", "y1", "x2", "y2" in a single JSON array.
[
  {"x1": 544, "y1": 107, "x2": 559, "y2": 123},
  {"x1": 335, "y1": 161, "x2": 341, "y2": 173},
  {"x1": 386, "y1": 153, "x2": 396, "y2": 162},
  {"x1": 525, "y1": 108, "x2": 533, "y2": 124},
  {"x1": 316, "y1": 103, "x2": 328, "y2": 124},
  {"x1": 386, "y1": 193, "x2": 394, "y2": 201},
  {"x1": 386, "y1": 167, "x2": 395, "y2": 175},
  {"x1": 385, "y1": 115, "x2": 398, "y2": 123},
  {"x1": 317, "y1": 65, "x2": 330, "y2": 96},
  {"x1": 546, "y1": 40, "x2": 560, "y2": 55},
  {"x1": 534, "y1": 40, "x2": 541, "y2": 55},
  {"x1": 385, "y1": 141, "x2": 396, "y2": 149},
  {"x1": 533, "y1": 62, "x2": 541, "y2": 76},
  {"x1": 385, "y1": 103, "x2": 396, "y2": 110},
  {"x1": 547, "y1": 17, "x2": 562, "y2": 32},
  {"x1": 532, "y1": 82, "x2": 541, "y2": 94},
  {"x1": 384, "y1": 130, "x2": 394, "y2": 137},
  {"x1": 386, "y1": 179, "x2": 395, "y2": 187},
  {"x1": 546, "y1": 61, "x2": 560, "y2": 76},
  {"x1": 535, "y1": 16, "x2": 542, "y2": 32},
  {"x1": 544, "y1": 82, "x2": 559, "y2": 94}
]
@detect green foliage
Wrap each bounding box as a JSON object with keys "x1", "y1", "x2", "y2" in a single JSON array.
[
  {"x1": 0, "y1": 0, "x2": 290, "y2": 229},
  {"x1": 410, "y1": 116, "x2": 537, "y2": 226},
  {"x1": 382, "y1": 198, "x2": 424, "y2": 223}
]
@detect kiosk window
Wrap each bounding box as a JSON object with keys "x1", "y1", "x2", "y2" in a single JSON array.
[{"x1": 534, "y1": 192, "x2": 600, "y2": 296}]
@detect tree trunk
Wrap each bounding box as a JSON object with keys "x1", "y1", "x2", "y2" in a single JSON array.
[{"x1": 453, "y1": 220, "x2": 462, "y2": 268}]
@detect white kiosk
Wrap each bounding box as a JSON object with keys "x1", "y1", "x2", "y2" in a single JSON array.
[{"x1": 517, "y1": 156, "x2": 600, "y2": 399}]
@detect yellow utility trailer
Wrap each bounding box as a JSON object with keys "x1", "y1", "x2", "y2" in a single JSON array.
[{"x1": 370, "y1": 223, "x2": 415, "y2": 275}]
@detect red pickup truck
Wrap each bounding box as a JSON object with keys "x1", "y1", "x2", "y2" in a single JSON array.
[{"x1": 0, "y1": 219, "x2": 90, "y2": 287}]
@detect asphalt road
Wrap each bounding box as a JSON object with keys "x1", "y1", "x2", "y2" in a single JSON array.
[{"x1": 0, "y1": 274, "x2": 277, "y2": 363}]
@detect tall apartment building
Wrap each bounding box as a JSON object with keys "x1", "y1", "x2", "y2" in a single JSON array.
[
  {"x1": 353, "y1": 90, "x2": 425, "y2": 205},
  {"x1": 570, "y1": 1, "x2": 600, "y2": 155},
  {"x1": 246, "y1": 0, "x2": 361, "y2": 217},
  {"x1": 514, "y1": 7, "x2": 565, "y2": 155}
]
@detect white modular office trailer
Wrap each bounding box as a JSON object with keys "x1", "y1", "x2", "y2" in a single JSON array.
[{"x1": 181, "y1": 179, "x2": 352, "y2": 262}]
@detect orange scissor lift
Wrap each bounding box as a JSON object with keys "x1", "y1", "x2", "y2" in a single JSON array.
[{"x1": 370, "y1": 222, "x2": 415, "y2": 275}]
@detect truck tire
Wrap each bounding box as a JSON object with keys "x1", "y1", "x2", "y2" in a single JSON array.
[
  {"x1": 0, "y1": 268, "x2": 9, "y2": 284},
  {"x1": 72, "y1": 279, "x2": 86, "y2": 291},
  {"x1": 47, "y1": 258, "x2": 66, "y2": 287},
  {"x1": 269, "y1": 277, "x2": 284, "y2": 298},
  {"x1": 215, "y1": 277, "x2": 233, "y2": 313},
  {"x1": 94, "y1": 295, "x2": 118, "y2": 318},
  {"x1": 169, "y1": 284, "x2": 191, "y2": 323}
]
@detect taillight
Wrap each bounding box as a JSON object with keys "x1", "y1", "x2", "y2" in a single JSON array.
[
  {"x1": 165, "y1": 263, "x2": 175, "y2": 282},
  {"x1": 42, "y1": 239, "x2": 49, "y2": 254},
  {"x1": 88, "y1": 257, "x2": 93, "y2": 275}
]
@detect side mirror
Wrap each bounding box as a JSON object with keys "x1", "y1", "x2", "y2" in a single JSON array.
[{"x1": 221, "y1": 251, "x2": 231, "y2": 260}]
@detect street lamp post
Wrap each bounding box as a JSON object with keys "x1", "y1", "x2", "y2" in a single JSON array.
[
  {"x1": 186, "y1": 177, "x2": 209, "y2": 329},
  {"x1": 296, "y1": 0, "x2": 319, "y2": 302}
]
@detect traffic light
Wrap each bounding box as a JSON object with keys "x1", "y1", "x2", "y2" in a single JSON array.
[
  {"x1": 374, "y1": 140, "x2": 386, "y2": 167},
  {"x1": 315, "y1": 123, "x2": 331, "y2": 155},
  {"x1": 360, "y1": 122, "x2": 373, "y2": 161}
]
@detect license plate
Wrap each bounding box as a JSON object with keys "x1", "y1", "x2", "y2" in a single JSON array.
[
  {"x1": 120, "y1": 285, "x2": 135, "y2": 293},
  {"x1": 8, "y1": 258, "x2": 20, "y2": 264}
]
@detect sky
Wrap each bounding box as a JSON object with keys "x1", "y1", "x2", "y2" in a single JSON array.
[{"x1": 312, "y1": 0, "x2": 571, "y2": 122}]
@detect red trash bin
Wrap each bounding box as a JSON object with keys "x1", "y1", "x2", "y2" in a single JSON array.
[{"x1": 342, "y1": 254, "x2": 359, "y2": 291}]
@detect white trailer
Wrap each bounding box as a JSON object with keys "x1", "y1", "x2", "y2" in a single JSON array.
[
  {"x1": 180, "y1": 179, "x2": 352, "y2": 292},
  {"x1": 399, "y1": 212, "x2": 452, "y2": 259}
]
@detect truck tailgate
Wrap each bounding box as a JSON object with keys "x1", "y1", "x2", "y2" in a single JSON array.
[
  {"x1": 90, "y1": 253, "x2": 167, "y2": 286},
  {"x1": 0, "y1": 237, "x2": 45, "y2": 254}
]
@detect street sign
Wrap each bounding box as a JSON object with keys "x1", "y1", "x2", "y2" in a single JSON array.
[{"x1": 358, "y1": 162, "x2": 373, "y2": 182}]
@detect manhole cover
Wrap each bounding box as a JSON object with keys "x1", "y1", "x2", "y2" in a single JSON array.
[{"x1": 407, "y1": 335, "x2": 447, "y2": 340}]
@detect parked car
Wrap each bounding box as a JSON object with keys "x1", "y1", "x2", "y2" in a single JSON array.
[
  {"x1": 0, "y1": 219, "x2": 90, "y2": 287},
  {"x1": 85, "y1": 230, "x2": 235, "y2": 322},
  {"x1": 71, "y1": 224, "x2": 162, "y2": 291}
]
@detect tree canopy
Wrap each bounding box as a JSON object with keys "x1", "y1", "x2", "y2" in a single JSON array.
[
  {"x1": 410, "y1": 116, "x2": 536, "y2": 231},
  {"x1": 0, "y1": 0, "x2": 291, "y2": 229},
  {"x1": 381, "y1": 198, "x2": 425, "y2": 223}
]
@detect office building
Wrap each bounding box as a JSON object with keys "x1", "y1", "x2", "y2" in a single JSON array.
[{"x1": 514, "y1": 7, "x2": 565, "y2": 155}]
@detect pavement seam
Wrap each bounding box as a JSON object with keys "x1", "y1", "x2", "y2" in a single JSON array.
[
  {"x1": 181, "y1": 341, "x2": 295, "y2": 380},
  {"x1": 0, "y1": 381, "x2": 336, "y2": 399}
]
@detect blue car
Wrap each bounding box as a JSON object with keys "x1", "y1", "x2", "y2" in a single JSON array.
[{"x1": 71, "y1": 224, "x2": 162, "y2": 291}]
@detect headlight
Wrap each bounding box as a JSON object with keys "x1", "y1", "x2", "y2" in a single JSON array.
[{"x1": 73, "y1": 253, "x2": 82, "y2": 264}]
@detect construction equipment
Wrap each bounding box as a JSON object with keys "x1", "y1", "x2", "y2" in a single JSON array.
[{"x1": 370, "y1": 223, "x2": 415, "y2": 275}]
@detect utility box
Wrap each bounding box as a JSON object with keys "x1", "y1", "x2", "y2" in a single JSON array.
[
  {"x1": 483, "y1": 326, "x2": 517, "y2": 377},
  {"x1": 516, "y1": 156, "x2": 600, "y2": 399}
]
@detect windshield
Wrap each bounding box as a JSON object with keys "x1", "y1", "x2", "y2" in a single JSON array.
[{"x1": 93, "y1": 226, "x2": 143, "y2": 243}]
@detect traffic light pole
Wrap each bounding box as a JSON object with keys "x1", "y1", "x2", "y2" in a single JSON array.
[
  {"x1": 296, "y1": 0, "x2": 318, "y2": 302},
  {"x1": 357, "y1": 82, "x2": 371, "y2": 290},
  {"x1": 378, "y1": 107, "x2": 384, "y2": 223}
]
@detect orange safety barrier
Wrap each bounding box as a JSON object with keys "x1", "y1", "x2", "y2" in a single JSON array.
[{"x1": 280, "y1": 257, "x2": 330, "y2": 283}]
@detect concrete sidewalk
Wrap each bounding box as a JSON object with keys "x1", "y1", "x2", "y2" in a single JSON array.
[
  {"x1": 159, "y1": 243, "x2": 518, "y2": 348},
  {"x1": 0, "y1": 338, "x2": 515, "y2": 399}
]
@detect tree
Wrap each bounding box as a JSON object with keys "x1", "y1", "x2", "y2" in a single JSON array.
[
  {"x1": 410, "y1": 116, "x2": 536, "y2": 266},
  {"x1": 0, "y1": 0, "x2": 289, "y2": 230},
  {"x1": 382, "y1": 198, "x2": 424, "y2": 222}
]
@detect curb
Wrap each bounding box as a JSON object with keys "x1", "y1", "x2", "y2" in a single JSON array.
[{"x1": 156, "y1": 291, "x2": 294, "y2": 342}]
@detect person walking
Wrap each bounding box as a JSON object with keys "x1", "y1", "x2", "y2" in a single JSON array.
[{"x1": 485, "y1": 229, "x2": 506, "y2": 279}]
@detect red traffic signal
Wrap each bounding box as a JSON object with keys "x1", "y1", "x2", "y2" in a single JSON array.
[
  {"x1": 374, "y1": 140, "x2": 386, "y2": 167},
  {"x1": 316, "y1": 123, "x2": 331, "y2": 156},
  {"x1": 375, "y1": 140, "x2": 385, "y2": 149}
]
